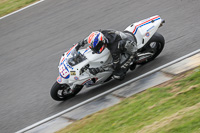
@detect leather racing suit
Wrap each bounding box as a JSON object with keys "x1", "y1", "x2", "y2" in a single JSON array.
[{"x1": 76, "y1": 29, "x2": 137, "y2": 80}]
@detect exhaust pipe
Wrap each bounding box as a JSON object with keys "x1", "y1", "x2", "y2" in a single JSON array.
[{"x1": 159, "y1": 19, "x2": 165, "y2": 27}]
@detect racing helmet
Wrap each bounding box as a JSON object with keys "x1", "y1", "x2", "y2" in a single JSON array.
[{"x1": 88, "y1": 31, "x2": 107, "y2": 54}]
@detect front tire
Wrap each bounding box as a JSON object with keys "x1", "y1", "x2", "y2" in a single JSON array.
[
  {"x1": 50, "y1": 82, "x2": 83, "y2": 101},
  {"x1": 137, "y1": 32, "x2": 165, "y2": 65}
]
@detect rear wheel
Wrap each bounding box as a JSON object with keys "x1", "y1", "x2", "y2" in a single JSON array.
[
  {"x1": 50, "y1": 82, "x2": 83, "y2": 101},
  {"x1": 137, "y1": 32, "x2": 165, "y2": 65}
]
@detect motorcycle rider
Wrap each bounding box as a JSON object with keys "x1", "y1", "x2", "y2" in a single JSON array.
[{"x1": 72, "y1": 30, "x2": 137, "y2": 80}]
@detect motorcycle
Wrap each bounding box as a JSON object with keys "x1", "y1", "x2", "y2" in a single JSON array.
[{"x1": 50, "y1": 15, "x2": 165, "y2": 101}]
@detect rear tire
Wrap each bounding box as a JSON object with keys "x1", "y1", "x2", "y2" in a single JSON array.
[
  {"x1": 137, "y1": 32, "x2": 165, "y2": 65},
  {"x1": 50, "y1": 82, "x2": 83, "y2": 101}
]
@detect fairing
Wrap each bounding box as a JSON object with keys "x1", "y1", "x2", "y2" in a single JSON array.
[
  {"x1": 124, "y1": 15, "x2": 162, "y2": 49},
  {"x1": 57, "y1": 46, "x2": 112, "y2": 85}
]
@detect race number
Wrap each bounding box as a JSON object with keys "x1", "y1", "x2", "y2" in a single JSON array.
[{"x1": 59, "y1": 64, "x2": 69, "y2": 78}]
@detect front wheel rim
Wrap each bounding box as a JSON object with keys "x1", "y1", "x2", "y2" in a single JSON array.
[{"x1": 57, "y1": 85, "x2": 72, "y2": 99}]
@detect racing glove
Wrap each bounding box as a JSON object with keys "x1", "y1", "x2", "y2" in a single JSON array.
[
  {"x1": 75, "y1": 40, "x2": 87, "y2": 51},
  {"x1": 71, "y1": 40, "x2": 87, "y2": 56}
]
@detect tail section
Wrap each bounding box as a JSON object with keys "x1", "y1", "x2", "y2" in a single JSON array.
[{"x1": 124, "y1": 15, "x2": 162, "y2": 49}]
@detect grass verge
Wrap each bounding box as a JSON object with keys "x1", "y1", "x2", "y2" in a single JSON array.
[
  {"x1": 57, "y1": 66, "x2": 200, "y2": 133},
  {"x1": 0, "y1": 0, "x2": 38, "y2": 17}
]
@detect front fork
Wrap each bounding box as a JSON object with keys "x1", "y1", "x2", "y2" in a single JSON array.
[{"x1": 56, "y1": 76, "x2": 75, "y2": 92}]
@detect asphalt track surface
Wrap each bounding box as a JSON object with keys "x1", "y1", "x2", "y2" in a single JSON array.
[{"x1": 0, "y1": 0, "x2": 200, "y2": 132}]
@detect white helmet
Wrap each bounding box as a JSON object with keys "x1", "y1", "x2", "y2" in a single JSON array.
[{"x1": 87, "y1": 31, "x2": 107, "y2": 54}]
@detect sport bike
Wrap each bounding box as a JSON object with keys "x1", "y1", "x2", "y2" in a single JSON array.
[{"x1": 50, "y1": 15, "x2": 165, "y2": 101}]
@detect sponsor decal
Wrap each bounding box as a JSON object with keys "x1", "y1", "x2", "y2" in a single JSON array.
[
  {"x1": 57, "y1": 76, "x2": 62, "y2": 83},
  {"x1": 147, "y1": 26, "x2": 155, "y2": 32},
  {"x1": 70, "y1": 71, "x2": 76, "y2": 76},
  {"x1": 74, "y1": 76, "x2": 79, "y2": 80},
  {"x1": 145, "y1": 32, "x2": 150, "y2": 37}
]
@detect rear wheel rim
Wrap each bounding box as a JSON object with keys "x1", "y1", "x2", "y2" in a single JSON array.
[
  {"x1": 149, "y1": 42, "x2": 159, "y2": 55},
  {"x1": 137, "y1": 41, "x2": 162, "y2": 64}
]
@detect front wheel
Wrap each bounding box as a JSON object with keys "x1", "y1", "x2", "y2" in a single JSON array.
[
  {"x1": 137, "y1": 32, "x2": 165, "y2": 65},
  {"x1": 50, "y1": 82, "x2": 83, "y2": 101}
]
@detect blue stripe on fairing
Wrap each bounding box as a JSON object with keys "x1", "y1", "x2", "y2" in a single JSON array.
[
  {"x1": 133, "y1": 17, "x2": 161, "y2": 35},
  {"x1": 83, "y1": 48, "x2": 89, "y2": 55}
]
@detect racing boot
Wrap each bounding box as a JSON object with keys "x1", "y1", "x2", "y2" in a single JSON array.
[{"x1": 113, "y1": 70, "x2": 126, "y2": 81}]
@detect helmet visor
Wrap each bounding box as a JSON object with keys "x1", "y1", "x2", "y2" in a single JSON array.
[{"x1": 89, "y1": 41, "x2": 104, "y2": 54}]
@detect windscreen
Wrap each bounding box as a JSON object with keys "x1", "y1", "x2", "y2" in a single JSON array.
[{"x1": 68, "y1": 53, "x2": 86, "y2": 66}]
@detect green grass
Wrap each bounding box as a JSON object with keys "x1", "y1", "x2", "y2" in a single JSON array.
[
  {"x1": 57, "y1": 67, "x2": 200, "y2": 133},
  {"x1": 155, "y1": 109, "x2": 200, "y2": 133},
  {"x1": 0, "y1": 0, "x2": 38, "y2": 17}
]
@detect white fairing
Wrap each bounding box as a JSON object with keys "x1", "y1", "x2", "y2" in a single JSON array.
[
  {"x1": 83, "y1": 48, "x2": 112, "y2": 67},
  {"x1": 57, "y1": 46, "x2": 113, "y2": 87},
  {"x1": 125, "y1": 15, "x2": 162, "y2": 49},
  {"x1": 56, "y1": 15, "x2": 163, "y2": 88}
]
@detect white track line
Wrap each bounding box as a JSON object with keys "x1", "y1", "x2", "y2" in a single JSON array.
[
  {"x1": 0, "y1": 0, "x2": 45, "y2": 20},
  {"x1": 16, "y1": 49, "x2": 200, "y2": 133}
]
